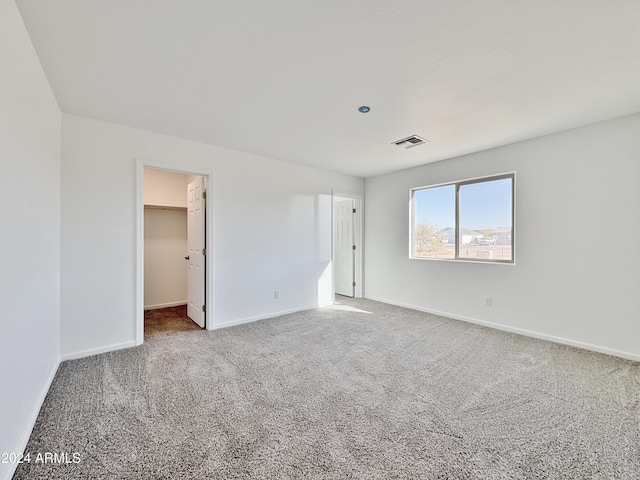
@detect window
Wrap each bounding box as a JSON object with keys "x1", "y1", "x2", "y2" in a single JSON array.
[{"x1": 410, "y1": 173, "x2": 514, "y2": 263}]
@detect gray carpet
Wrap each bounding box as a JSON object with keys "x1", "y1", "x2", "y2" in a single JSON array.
[{"x1": 13, "y1": 298, "x2": 640, "y2": 479}]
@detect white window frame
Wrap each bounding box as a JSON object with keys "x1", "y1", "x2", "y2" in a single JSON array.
[{"x1": 410, "y1": 173, "x2": 515, "y2": 264}]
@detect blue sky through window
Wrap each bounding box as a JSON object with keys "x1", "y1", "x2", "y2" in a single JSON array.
[
  {"x1": 413, "y1": 177, "x2": 512, "y2": 231},
  {"x1": 459, "y1": 178, "x2": 512, "y2": 230},
  {"x1": 413, "y1": 184, "x2": 455, "y2": 229}
]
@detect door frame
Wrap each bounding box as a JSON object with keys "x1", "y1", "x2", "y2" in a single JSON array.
[
  {"x1": 332, "y1": 190, "x2": 363, "y2": 299},
  {"x1": 135, "y1": 158, "x2": 215, "y2": 345}
]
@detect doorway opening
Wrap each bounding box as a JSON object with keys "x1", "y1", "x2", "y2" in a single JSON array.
[
  {"x1": 332, "y1": 191, "x2": 363, "y2": 300},
  {"x1": 135, "y1": 159, "x2": 214, "y2": 345}
]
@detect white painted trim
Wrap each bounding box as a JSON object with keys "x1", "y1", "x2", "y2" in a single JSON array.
[
  {"x1": 135, "y1": 158, "x2": 215, "y2": 342},
  {"x1": 211, "y1": 304, "x2": 327, "y2": 330},
  {"x1": 144, "y1": 301, "x2": 188, "y2": 310},
  {"x1": 331, "y1": 190, "x2": 364, "y2": 299},
  {"x1": 365, "y1": 295, "x2": 640, "y2": 363},
  {"x1": 2, "y1": 357, "x2": 60, "y2": 480},
  {"x1": 61, "y1": 341, "x2": 137, "y2": 362},
  {"x1": 135, "y1": 159, "x2": 145, "y2": 345}
]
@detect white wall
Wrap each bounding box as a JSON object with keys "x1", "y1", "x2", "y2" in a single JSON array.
[
  {"x1": 365, "y1": 114, "x2": 640, "y2": 360},
  {"x1": 0, "y1": 2, "x2": 61, "y2": 479},
  {"x1": 60, "y1": 114, "x2": 364, "y2": 357},
  {"x1": 144, "y1": 167, "x2": 188, "y2": 208},
  {"x1": 144, "y1": 208, "x2": 188, "y2": 308}
]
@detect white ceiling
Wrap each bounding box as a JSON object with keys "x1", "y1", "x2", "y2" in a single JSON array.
[{"x1": 16, "y1": 0, "x2": 640, "y2": 178}]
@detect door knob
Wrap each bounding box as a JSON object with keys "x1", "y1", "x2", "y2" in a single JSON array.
[{"x1": 184, "y1": 256, "x2": 190, "y2": 260}]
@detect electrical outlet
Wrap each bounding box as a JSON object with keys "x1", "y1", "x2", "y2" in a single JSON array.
[
  {"x1": 274, "y1": 290, "x2": 280, "y2": 299},
  {"x1": 484, "y1": 297, "x2": 492, "y2": 307}
]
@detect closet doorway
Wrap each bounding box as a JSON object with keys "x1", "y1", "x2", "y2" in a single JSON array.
[
  {"x1": 140, "y1": 166, "x2": 207, "y2": 337},
  {"x1": 332, "y1": 191, "x2": 363, "y2": 300}
]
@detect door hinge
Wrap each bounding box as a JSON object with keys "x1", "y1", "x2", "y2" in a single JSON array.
[
  {"x1": 352, "y1": 282, "x2": 356, "y2": 287},
  {"x1": 352, "y1": 245, "x2": 356, "y2": 250},
  {"x1": 202, "y1": 248, "x2": 206, "y2": 256},
  {"x1": 202, "y1": 304, "x2": 206, "y2": 313},
  {"x1": 203, "y1": 190, "x2": 206, "y2": 200},
  {"x1": 353, "y1": 208, "x2": 356, "y2": 213}
]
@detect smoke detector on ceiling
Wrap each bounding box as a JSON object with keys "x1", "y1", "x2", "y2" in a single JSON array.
[{"x1": 392, "y1": 135, "x2": 429, "y2": 149}]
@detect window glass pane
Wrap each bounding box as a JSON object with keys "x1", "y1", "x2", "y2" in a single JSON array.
[
  {"x1": 413, "y1": 185, "x2": 455, "y2": 259},
  {"x1": 458, "y1": 178, "x2": 512, "y2": 261}
]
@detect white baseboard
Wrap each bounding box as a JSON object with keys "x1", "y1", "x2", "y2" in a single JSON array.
[
  {"x1": 64, "y1": 302, "x2": 331, "y2": 355},
  {"x1": 144, "y1": 301, "x2": 187, "y2": 310},
  {"x1": 365, "y1": 295, "x2": 640, "y2": 362},
  {"x1": 210, "y1": 303, "x2": 326, "y2": 330},
  {"x1": 2, "y1": 356, "x2": 60, "y2": 480},
  {"x1": 61, "y1": 341, "x2": 137, "y2": 361}
]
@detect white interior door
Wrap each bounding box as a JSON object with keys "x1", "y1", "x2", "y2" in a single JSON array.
[
  {"x1": 335, "y1": 198, "x2": 355, "y2": 297},
  {"x1": 187, "y1": 178, "x2": 205, "y2": 327}
]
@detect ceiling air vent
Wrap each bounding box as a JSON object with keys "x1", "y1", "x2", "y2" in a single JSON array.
[{"x1": 392, "y1": 135, "x2": 429, "y2": 149}]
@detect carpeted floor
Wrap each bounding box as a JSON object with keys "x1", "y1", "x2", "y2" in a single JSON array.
[
  {"x1": 144, "y1": 305, "x2": 202, "y2": 334},
  {"x1": 13, "y1": 298, "x2": 640, "y2": 479}
]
